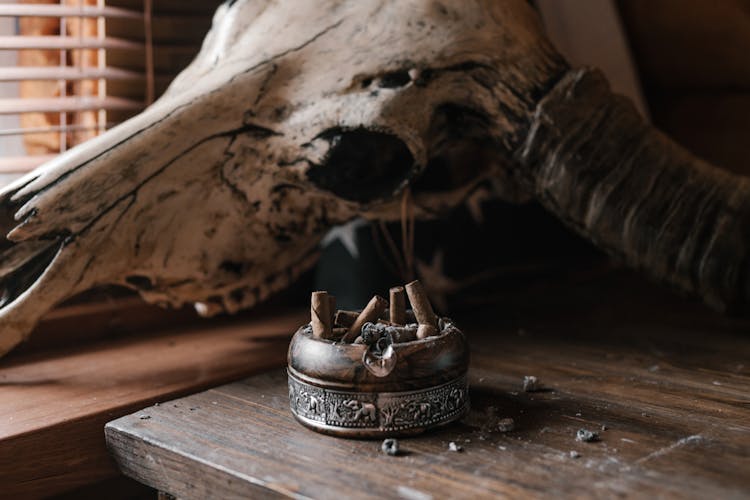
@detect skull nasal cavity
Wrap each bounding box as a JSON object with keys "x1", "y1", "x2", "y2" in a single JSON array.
[{"x1": 307, "y1": 128, "x2": 414, "y2": 203}]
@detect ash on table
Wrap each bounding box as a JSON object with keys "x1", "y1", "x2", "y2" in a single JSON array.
[{"x1": 576, "y1": 429, "x2": 599, "y2": 442}]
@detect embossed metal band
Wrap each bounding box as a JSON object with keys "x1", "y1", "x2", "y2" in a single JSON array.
[{"x1": 288, "y1": 370, "x2": 469, "y2": 435}]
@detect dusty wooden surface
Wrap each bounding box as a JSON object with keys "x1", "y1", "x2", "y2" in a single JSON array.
[
  {"x1": 0, "y1": 308, "x2": 305, "y2": 498},
  {"x1": 106, "y1": 273, "x2": 750, "y2": 499}
]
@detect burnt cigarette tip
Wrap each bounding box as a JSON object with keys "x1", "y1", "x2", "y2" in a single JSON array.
[{"x1": 342, "y1": 295, "x2": 389, "y2": 343}]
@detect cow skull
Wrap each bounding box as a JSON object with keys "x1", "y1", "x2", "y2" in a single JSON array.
[{"x1": 1, "y1": 0, "x2": 748, "y2": 356}]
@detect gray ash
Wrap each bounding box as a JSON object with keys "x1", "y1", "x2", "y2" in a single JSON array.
[
  {"x1": 523, "y1": 375, "x2": 541, "y2": 392},
  {"x1": 576, "y1": 429, "x2": 599, "y2": 442},
  {"x1": 381, "y1": 438, "x2": 400, "y2": 456},
  {"x1": 497, "y1": 418, "x2": 515, "y2": 433}
]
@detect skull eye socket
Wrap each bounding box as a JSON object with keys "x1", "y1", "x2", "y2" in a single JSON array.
[
  {"x1": 307, "y1": 128, "x2": 415, "y2": 203},
  {"x1": 378, "y1": 70, "x2": 412, "y2": 89}
]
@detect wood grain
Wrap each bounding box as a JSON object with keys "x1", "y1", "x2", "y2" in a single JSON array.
[
  {"x1": 105, "y1": 272, "x2": 750, "y2": 499},
  {"x1": 0, "y1": 308, "x2": 306, "y2": 498}
]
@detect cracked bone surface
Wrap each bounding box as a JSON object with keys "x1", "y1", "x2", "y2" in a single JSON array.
[{"x1": 0, "y1": 0, "x2": 748, "y2": 357}]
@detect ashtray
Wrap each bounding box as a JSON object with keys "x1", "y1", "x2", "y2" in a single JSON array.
[{"x1": 287, "y1": 281, "x2": 470, "y2": 438}]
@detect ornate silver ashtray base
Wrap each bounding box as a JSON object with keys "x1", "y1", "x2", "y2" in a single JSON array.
[
  {"x1": 286, "y1": 316, "x2": 470, "y2": 438},
  {"x1": 288, "y1": 369, "x2": 469, "y2": 438}
]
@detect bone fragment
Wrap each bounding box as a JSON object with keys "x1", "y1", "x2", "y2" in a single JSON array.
[
  {"x1": 405, "y1": 280, "x2": 438, "y2": 327},
  {"x1": 342, "y1": 295, "x2": 388, "y2": 343},
  {"x1": 389, "y1": 286, "x2": 406, "y2": 325},
  {"x1": 311, "y1": 291, "x2": 332, "y2": 339}
]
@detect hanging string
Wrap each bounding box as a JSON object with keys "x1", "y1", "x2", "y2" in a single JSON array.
[
  {"x1": 371, "y1": 223, "x2": 403, "y2": 279},
  {"x1": 372, "y1": 188, "x2": 416, "y2": 282},
  {"x1": 400, "y1": 187, "x2": 415, "y2": 281}
]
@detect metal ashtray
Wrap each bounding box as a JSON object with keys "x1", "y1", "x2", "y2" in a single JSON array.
[{"x1": 287, "y1": 284, "x2": 469, "y2": 438}]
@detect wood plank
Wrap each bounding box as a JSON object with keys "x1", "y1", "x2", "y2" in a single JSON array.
[
  {"x1": 0, "y1": 308, "x2": 307, "y2": 498},
  {"x1": 105, "y1": 274, "x2": 750, "y2": 499}
]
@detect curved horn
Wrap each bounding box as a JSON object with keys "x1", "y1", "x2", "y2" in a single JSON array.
[{"x1": 515, "y1": 68, "x2": 750, "y2": 313}]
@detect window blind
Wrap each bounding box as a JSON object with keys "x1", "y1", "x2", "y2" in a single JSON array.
[
  {"x1": 0, "y1": 0, "x2": 226, "y2": 345},
  {"x1": 0, "y1": 0, "x2": 223, "y2": 180}
]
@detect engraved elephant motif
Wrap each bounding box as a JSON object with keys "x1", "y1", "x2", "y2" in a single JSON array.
[
  {"x1": 409, "y1": 401, "x2": 432, "y2": 420},
  {"x1": 290, "y1": 385, "x2": 322, "y2": 416},
  {"x1": 343, "y1": 399, "x2": 377, "y2": 423},
  {"x1": 306, "y1": 394, "x2": 322, "y2": 414}
]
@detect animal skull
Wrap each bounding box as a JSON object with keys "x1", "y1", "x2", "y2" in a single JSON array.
[{"x1": 1, "y1": 0, "x2": 748, "y2": 356}]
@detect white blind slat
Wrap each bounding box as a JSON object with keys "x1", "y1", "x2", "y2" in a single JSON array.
[
  {"x1": 0, "y1": 96, "x2": 144, "y2": 114},
  {"x1": 0, "y1": 35, "x2": 143, "y2": 51},
  {"x1": 0, "y1": 0, "x2": 222, "y2": 180},
  {"x1": 0, "y1": 4, "x2": 141, "y2": 19},
  {"x1": 0, "y1": 66, "x2": 146, "y2": 82},
  {"x1": 0, "y1": 122, "x2": 115, "y2": 137}
]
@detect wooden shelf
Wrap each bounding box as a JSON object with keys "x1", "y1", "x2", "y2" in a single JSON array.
[
  {"x1": 0, "y1": 309, "x2": 307, "y2": 498},
  {"x1": 105, "y1": 274, "x2": 750, "y2": 498},
  {"x1": 5, "y1": 271, "x2": 750, "y2": 497}
]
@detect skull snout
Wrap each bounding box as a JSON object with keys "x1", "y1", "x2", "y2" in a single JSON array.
[{"x1": 306, "y1": 128, "x2": 416, "y2": 204}]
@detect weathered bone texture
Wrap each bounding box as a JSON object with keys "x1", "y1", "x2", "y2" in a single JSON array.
[
  {"x1": 516, "y1": 69, "x2": 750, "y2": 313},
  {"x1": 0, "y1": 0, "x2": 747, "y2": 357}
]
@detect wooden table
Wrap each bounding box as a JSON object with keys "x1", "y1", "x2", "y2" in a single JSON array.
[
  {"x1": 0, "y1": 307, "x2": 306, "y2": 498},
  {"x1": 105, "y1": 273, "x2": 750, "y2": 499}
]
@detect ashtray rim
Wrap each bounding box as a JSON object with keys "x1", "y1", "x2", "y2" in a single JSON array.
[{"x1": 287, "y1": 316, "x2": 469, "y2": 390}]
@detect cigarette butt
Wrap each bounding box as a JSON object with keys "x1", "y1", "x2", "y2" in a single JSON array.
[
  {"x1": 377, "y1": 319, "x2": 397, "y2": 326},
  {"x1": 334, "y1": 310, "x2": 359, "y2": 328},
  {"x1": 405, "y1": 280, "x2": 438, "y2": 327},
  {"x1": 332, "y1": 327, "x2": 348, "y2": 339},
  {"x1": 311, "y1": 291, "x2": 332, "y2": 339},
  {"x1": 389, "y1": 286, "x2": 406, "y2": 325},
  {"x1": 328, "y1": 295, "x2": 336, "y2": 328},
  {"x1": 343, "y1": 295, "x2": 388, "y2": 343},
  {"x1": 416, "y1": 324, "x2": 438, "y2": 339}
]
